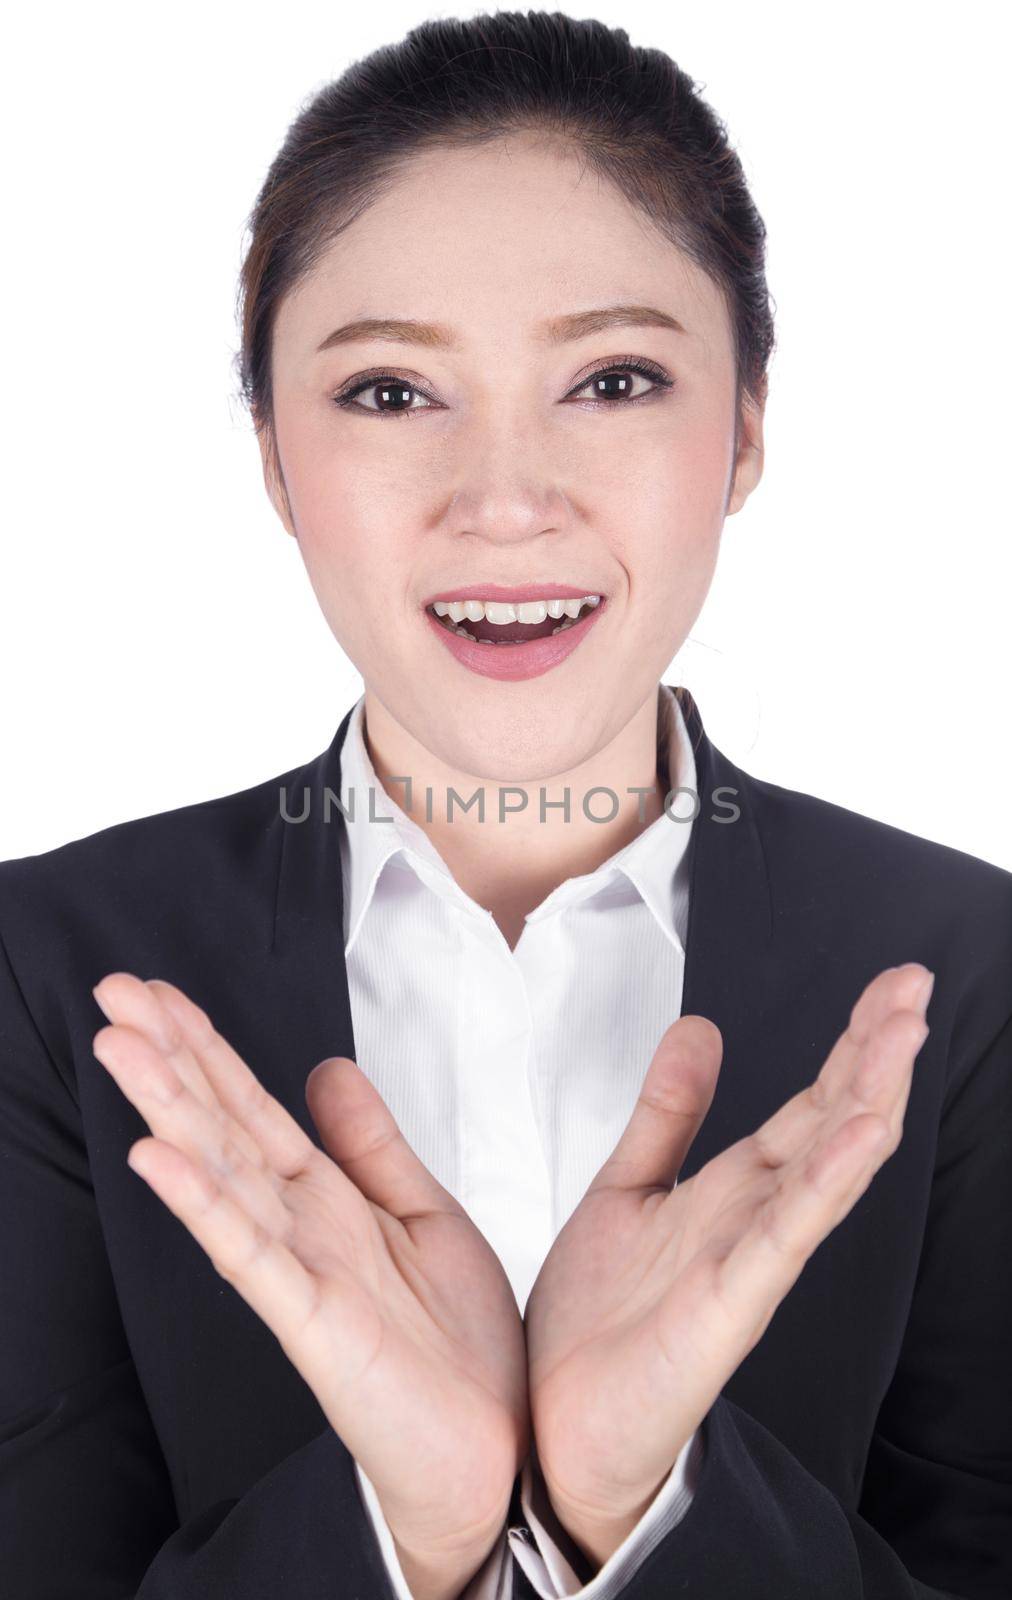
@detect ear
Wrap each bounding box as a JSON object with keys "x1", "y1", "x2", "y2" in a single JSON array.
[
  {"x1": 256, "y1": 424, "x2": 298, "y2": 540},
  {"x1": 725, "y1": 383, "x2": 766, "y2": 517}
]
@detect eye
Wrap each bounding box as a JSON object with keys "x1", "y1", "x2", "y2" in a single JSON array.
[
  {"x1": 331, "y1": 373, "x2": 437, "y2": 418},
  {"x1": 566, "y1": 357, "x2": 674, "y2": 406},
  {"x1": 330, "y1": 354, "x2": 675, "y2": 419}
]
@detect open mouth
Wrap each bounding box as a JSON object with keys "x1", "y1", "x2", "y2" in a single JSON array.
[{"x1": 427, "y1": 593, "x2": 603, "y2": 646}]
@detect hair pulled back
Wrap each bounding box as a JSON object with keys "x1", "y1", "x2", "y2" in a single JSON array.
[{"x1": 235, "y1": 11, "x2": 775, "y2": 480}]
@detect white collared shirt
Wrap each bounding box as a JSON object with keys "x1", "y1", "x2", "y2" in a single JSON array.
[{"x1": 338, "y1": 684, "x2": 705, "y2": 1599}]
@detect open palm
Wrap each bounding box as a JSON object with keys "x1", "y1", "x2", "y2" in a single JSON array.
[
  {"x1": 91, "y1": 972, "x2": 528, "y2": 1563},
  {"x1": 524, "y1": 962, "x2": 933, "y2": 1555}
]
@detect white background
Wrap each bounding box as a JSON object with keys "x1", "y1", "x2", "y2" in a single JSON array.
[{"x1": 2, "y1": 2, "x2": 1009, "y2": 868}]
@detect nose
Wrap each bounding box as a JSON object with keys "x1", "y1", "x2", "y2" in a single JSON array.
[{"x1": 439, "y1": 408, "x2": 578, "y2": 549}]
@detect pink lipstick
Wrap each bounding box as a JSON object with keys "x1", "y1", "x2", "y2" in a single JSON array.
[{"x1": 423, "y1": 586, "x2": 607, "y2": 682}]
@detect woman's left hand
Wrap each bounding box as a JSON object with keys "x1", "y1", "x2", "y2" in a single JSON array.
[{"x1": 523, "y1": 961, "x2": 934, "y2": 1569}]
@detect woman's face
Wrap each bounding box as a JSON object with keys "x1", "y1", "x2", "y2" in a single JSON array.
[{"x1": 264, "y1": 133, "x2": 764, "y2": 782}]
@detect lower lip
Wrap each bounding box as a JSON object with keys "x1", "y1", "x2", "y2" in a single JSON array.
[{"x1": 424, "y1": 601, "x2": 607, "y2": 681}]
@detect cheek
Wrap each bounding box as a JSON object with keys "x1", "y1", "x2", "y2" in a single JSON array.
[
  {"x1": 604, "y1": 424, "x2": 731, "y2": 599},
  {"x1": 279, "y1": 431, "x2": 419, "y2": 628},
  {"x1": 651, "y1": 409, "x2": 734, "y2": 522}
]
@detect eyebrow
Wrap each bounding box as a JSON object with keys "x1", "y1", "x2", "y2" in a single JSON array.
[{"x1": 315, "y1": 303, "x2": 688, "y2": 354}]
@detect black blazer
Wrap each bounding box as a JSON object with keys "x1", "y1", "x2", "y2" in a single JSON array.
[{"x1": 1, "y1": 685, "x2": 1009, "y2": 1600}]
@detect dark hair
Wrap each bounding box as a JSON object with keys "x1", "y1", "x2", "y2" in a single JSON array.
[{"x1": 235, "y1": 10, "x2": 776, "y2": 492}]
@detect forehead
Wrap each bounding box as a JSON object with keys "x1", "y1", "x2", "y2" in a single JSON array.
[{"x1": 273, "y1": 135, "x2": 729, "y2": 364}]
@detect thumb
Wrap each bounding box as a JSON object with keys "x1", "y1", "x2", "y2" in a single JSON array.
[
  {"x1": 588, "y1": 1016, "x2": 723, "y2": 1197},
  {"x1": 305, "y1": 1056, "x2": 464, "y2": 1221}
]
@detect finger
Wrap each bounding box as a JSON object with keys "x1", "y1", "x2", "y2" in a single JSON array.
[
  {"x1": 306, "y1": 1056, "x2": 466, "y2": 1221},
  {"x1": 750, "y1": 964, "x2": 932, "y2": 1170},
  {"x1": 714, "y1": 1008, "x2": 928, "y2": 1333},
  {"x1": 92, "y1": 1022, "x2": 293, "y2": 1240},
  {"x1": 93, "y1": 973, "x2": 263, "y2": 1171},
  {"x1": 124, "y1": 1134, "x2": 319, "y2": 1353},
  {"x1": 789, "y1": 1005, "x2": 926, "y2": 1193},
  {"x1": 820, "y1": 963, "x2": 933, "y2": 1092},
  {"x1": 143, "y1": 979, "x2": 273, "y2": 1172},
  {"x1": 94, "y1": 973, "x2": 317, "y2": 1180},
  {"x1": 586, "y1": 1015, "x2": 722, "y2": 1196}
]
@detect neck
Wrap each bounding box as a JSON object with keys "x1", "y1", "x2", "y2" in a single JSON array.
[{"x1": 361, "y1": 685, "x2": 668, "y2": 947}]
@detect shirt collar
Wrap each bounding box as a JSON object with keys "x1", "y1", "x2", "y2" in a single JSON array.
[{"x1": 338, "y1": 684, "x2": 697, "y2": 959}]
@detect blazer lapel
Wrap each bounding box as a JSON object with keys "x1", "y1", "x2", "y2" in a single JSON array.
[
  {"x1": 269, "y1": 683, "x2": 775, "y2": 1172},
  {"x1": 669, "y1": 683, "x2": 779, "y2": 1176},
  {"x1": 266, "y1": 703, "x2": 360, "y2": 1136}
]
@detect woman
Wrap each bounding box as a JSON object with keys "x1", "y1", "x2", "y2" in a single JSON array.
[{"x1": 1, "y1": 12, "x2": 1009, "y2": 1600}]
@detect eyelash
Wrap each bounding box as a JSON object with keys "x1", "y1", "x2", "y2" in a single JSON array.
[{"x1": 330, "y1": 356, "x2": 675, "y2": 419}]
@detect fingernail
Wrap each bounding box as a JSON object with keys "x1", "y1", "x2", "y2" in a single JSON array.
[
  {"x1": 914, "y1": 969, "x2": 935, "y2": 1016},
  {"x1": 127, "y1": 1144, "x2": 153, "y2": 1179}
]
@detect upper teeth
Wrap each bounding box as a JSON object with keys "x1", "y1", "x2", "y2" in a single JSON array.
[{"x1": 432, "y1": 595, "x2": 601, "y2": 624}]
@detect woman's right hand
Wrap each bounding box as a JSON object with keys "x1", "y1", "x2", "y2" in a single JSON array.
[{"x1": 91, "y1": 972, "x2": 527, "y2": 1600}]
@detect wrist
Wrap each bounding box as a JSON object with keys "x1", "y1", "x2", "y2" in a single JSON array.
[
  {"x1": 545, "y1": 1499, "x2": 650, "y2": 1572},
  {"x1": 392, "y1": 1529, "x2": 502, "y2": 1600},
  {"x1": 542, "y1": 1470, "x2": 671, "y2": 1571}
]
